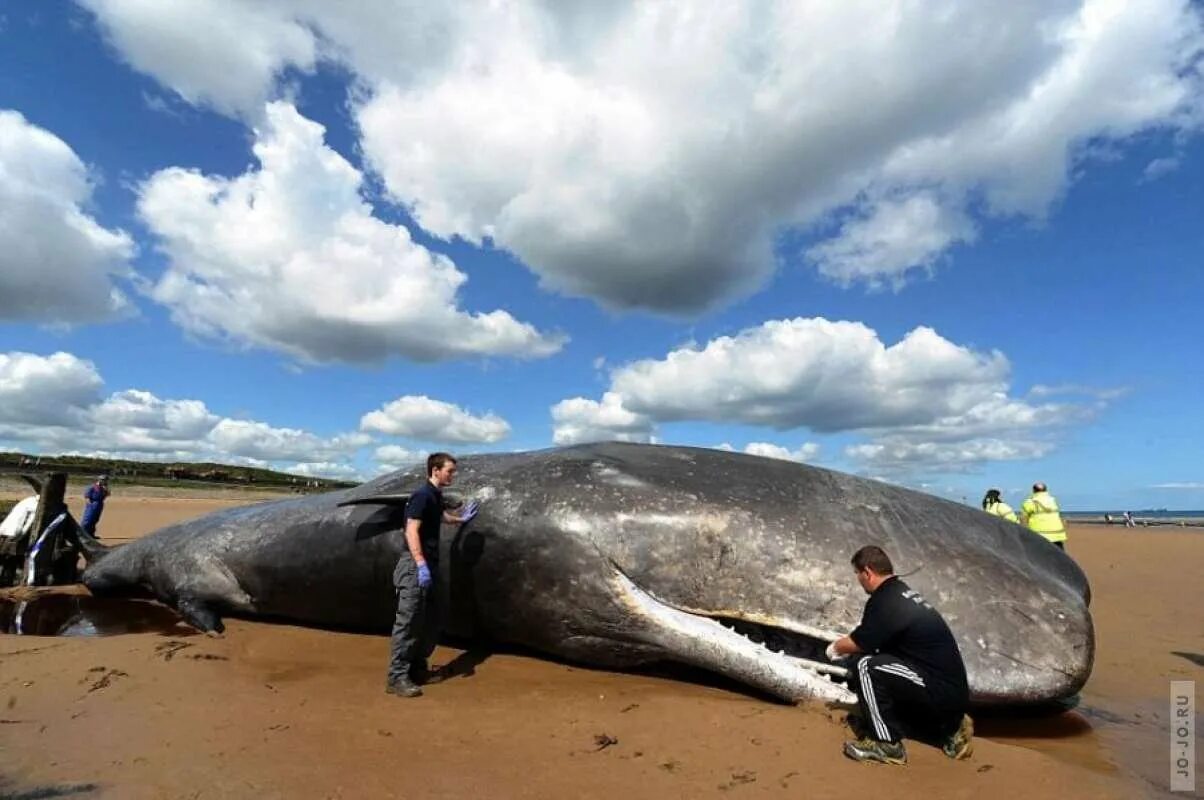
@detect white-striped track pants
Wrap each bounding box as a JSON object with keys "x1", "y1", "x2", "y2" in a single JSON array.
[{"x1": 847, "y1": 654, "x2": 962, "y2": 744}]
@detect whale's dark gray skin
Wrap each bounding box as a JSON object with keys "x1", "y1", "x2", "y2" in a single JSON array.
[{"x1": 82, "y1": 442, "x2": 1092, "y2": 706}]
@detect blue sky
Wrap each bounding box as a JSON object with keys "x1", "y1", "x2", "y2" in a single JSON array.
[{"x1": 1, "y1": 2, "x2": 1202, "y2": 510}]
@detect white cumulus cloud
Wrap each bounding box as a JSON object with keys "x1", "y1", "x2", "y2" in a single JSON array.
[
  {"x1": 806, "y1": 193, "x2": 977, "y2": 287},
  {"x1": 1029, "y1": 383, "x2": 1128, "y2": 401},
  {"x1": 1141, "y1": 156, "x2": 1181, "y2": 181},
  {"x1": 0, "y1": 110, "x2": 134, "y2": 323},
  {"x1": 137, "y1": 101, "x2": 565, "y2": 364},
  {"x1": 610, "y1": 319, "x2": 1011, "y2": 431},
  {"x1": 373, "y1": 444, "x2": 428, "y2": 475},
  {"x1": 743, "y1": 442, "x2": 821, "y2": 463},
  {"x1": 79, "y1": 0, "x2": 318, "y2": 118},
  {"x1": 0, "y1": 351, "x2": 368, "y2": 472},
  {"x1": 716, "y1": 442, "x2": 821, "y2": 463},
  {"x1": 77, "y1": 1, "x2": 1204, "y2": 312},
  {"x1": 845, "y1": 437, "x2": 1053, "y2": 474},
  {"x1": 555, "y1": 316, "x2": 1105, "y2": 474},
  {"x1": 286, "y1": 461, "x2": 364, "y2": 481},
  {"x1": 207, "y1": 419, "x2": 367, "y2": 463},
  {"x1": 0, "y1": 351, "x2": 104, "y2": 427},
  {"x1": 360, "y1": 395, "x2": 510, "y2": 444},
  {"x1": 551, "y1": 391, "x2": 655, "y2": 446},
  {"x1": 88, "y1": 389, "x2": 220, "y2": 454}
]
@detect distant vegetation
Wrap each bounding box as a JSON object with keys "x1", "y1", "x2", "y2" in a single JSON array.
[{"x1": 0, "y1": 451, "x2": 358, "y2": 494}]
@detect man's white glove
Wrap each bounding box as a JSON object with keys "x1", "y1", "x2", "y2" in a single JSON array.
[{"x1": 824, "y1": 641, "x2": 847, "y2": 662}]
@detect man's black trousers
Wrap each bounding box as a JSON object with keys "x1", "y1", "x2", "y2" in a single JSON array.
[{"x1": 846, "y1": 654, "x2": 964, "y2": 744}]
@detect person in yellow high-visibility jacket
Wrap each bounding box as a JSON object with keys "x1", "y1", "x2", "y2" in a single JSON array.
[
  {"x1": 981, "y1": 489, "x2": 1018, "y2": 523},
  {"x1": 1021, "y1": 482, "x2": 1068, "y2": 550}
]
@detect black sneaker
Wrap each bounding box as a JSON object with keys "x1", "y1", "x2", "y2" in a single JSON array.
[
  {"x1": 385, "y1": 678, "x2": 423, "y2": 698},
  {"x1": 941, "y1": 714, "x2": 974, "y2": 760},
  {"x1": 842, "y1": 737, "x2": 907, "y2": 765}
]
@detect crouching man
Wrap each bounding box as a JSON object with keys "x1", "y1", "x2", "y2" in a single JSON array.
[{"x1": 825, "y1": 545, "x2": 974, "y2": 765}]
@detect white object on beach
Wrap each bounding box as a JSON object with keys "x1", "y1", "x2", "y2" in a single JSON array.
[{"x1": 0, "y1": 495, "x2": 38, "y2": 539}]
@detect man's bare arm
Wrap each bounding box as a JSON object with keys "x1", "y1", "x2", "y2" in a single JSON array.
[
  {"x1": 404, "y1": 517, "x2": 425, "y2": 564},
  {"x1": 832, "y1": 635, "x2": 863, "y2": 657}
]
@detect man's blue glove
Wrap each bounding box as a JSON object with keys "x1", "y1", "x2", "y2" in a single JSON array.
[
  {"x1": 417, "y1": 562, "x2": 432, "y2": 589},
  {"x1": 460, "y1": 500, "x2": 480, "y2": 524}
]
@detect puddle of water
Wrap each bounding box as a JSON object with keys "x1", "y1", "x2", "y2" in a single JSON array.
[
  {"x1": 0, "y1": 595, "x2": 187, "y2": 637},
  {"x1": 977, "y1": 708, "x2": 1096, "y2": 740},
  {"x1": 975, "y1": 696, "x2": 1186, "y2": 797},
  {"x1": 1082, "y1": 697, "x2": 1189, "y2": 799},
  {"x1": 975, "y1": 702, "x2": 1117, "y2": 774}
]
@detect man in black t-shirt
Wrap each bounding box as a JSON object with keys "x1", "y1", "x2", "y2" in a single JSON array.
[
  {"x1": 385, "y1": 452, "x2": 478, "y2": 698},
  {"x1": 824, "y1": 545, "x2": 974, "y2": 765}
]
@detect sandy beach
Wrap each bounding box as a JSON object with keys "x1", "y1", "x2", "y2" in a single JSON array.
[{"x1": 1, "y1": 493, "x2": 1200, "y2": 799}]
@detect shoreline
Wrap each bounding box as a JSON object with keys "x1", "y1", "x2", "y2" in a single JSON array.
[
  {"x1": 1063, "y1": 515, "x2": 1204, "y2": 528},
  {"x1": 0, "y1": 475, "x2": 309, "y2": 503}
]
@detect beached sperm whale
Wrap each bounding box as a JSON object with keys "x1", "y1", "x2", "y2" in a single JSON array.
[{"x1": 80, "y1": 442, "x2": 1092, "y2": 706}]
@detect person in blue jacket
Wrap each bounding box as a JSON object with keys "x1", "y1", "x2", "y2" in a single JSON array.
[{"x1": 81, "y1": 475, "x2": 110, "y2": 538}]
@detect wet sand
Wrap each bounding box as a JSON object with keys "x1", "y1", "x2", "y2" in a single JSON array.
[{"x1": 1, "y1": 495, "x2": 1200, "y2": 799}]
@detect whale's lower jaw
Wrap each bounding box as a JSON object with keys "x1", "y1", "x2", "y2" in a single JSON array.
[{"x1": 610, "y1": 569, "x2": 856, "y2": 705}]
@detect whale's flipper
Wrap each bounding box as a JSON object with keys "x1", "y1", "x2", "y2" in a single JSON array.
[
  {"x1": 337, "y1": 493, "x2": 411, "y2": 508},
  {"x1": 177, "y1": 597, "x2": 225, "y2": 636}
]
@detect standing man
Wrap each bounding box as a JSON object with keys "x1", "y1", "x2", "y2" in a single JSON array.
[
  {"x1": 981, "y1": 489, "x2": 1018, "y2": 522},
  {"x1": 1021, "y1": 482, "x2": 1068, "y2": 550},
  {"x1": 81, "y1": 475, "x2": 110, "y2": 538},
  {"x1": 825, "y1": 545, "x2": 973, "y2": 765},
  {"x1": 385, "y1": 453, "x2": 479, "y2": 698}
]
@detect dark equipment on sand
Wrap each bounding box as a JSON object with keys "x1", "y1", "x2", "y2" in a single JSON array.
[{"x1": 0, "y1": 472, "x2": 87, "y2": 588}]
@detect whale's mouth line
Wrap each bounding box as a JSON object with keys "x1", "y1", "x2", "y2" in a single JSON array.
[{"x1": 707, "y1": 615, "x2": 849, "y2": 679}]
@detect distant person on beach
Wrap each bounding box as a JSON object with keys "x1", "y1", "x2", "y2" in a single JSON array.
[
  {"x1": 1123, "y1": 511, "x2": 1135, "y2": 528},
  {"x1": 825, "y1": 545, "x2": 973, "y2": 766},
  {"x1": 385, "y1": 453, "x2": 479, "y2": 699},
  {"x1": 1021, "y1": 482, "x2": 1068, "y2": 550},
  {"x1": 80, "y1": 475, "x2": 110, "y2": 538},
  {"x1": 981, "y1": 489, "x2": 1018, "y2": 522}
]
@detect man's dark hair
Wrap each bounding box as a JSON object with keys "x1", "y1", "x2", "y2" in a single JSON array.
[
  {"x1": 427, "y1": 452, "x2": 457, "y2": 477},
  {"x1": 850, "y1": 545, "x2": 894, "y2": 575}
]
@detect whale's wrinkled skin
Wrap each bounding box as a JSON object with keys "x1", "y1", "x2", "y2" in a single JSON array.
[{"x1": 82, "y1": 443, "x2": 1093, "y2": 706}]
